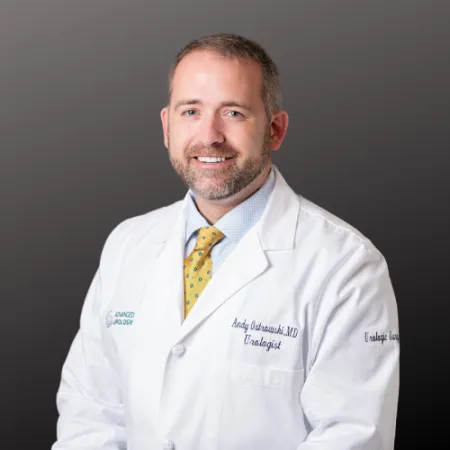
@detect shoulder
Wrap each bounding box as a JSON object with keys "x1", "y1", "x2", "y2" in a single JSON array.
[
  {"x1": 294, "y1": 195, "x2": 394, "y2": 315},
  {"x1": 296, "y1": 194, "x2": 382, "y2": 260},
  {"x1": 270, "y1": 167, "x2": 382, "y2": 260},
  {"x1": 99, "y1": 199, "x2": 184, "y2": 260}
]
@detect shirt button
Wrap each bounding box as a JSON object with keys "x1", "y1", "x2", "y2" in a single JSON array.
[
  {"x1": 171, "y1": 344, "x2": 186, "y2": 357},
  {"x1": 162, "y1": 439, "x2": 175, "y2": 450}
]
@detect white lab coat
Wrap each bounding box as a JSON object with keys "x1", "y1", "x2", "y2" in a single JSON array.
[{"x1": 53, "y1": 166, "x2": 400, "y2": 450}]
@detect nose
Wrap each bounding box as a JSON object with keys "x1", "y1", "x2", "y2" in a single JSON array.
[{"x1": 196, "y1": 112, "x2": 225, "y2": 147}]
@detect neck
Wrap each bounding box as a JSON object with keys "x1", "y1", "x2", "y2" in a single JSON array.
[{"x1": 194, "y1": 165, "x2": 271, "y2": 224}]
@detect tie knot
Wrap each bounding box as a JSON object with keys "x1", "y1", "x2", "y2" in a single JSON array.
[{"x1": 195, "y1": 226, "x2": 225, "y2": 250}]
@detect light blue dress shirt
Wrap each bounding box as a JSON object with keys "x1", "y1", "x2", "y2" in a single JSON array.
[{"x1": 184, "y1": 165, "x2": 276, "y2": 274}]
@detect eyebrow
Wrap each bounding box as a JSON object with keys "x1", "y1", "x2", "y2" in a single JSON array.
[{"x1": 173, "y1": 99, "x2": 253, "y2": 112}]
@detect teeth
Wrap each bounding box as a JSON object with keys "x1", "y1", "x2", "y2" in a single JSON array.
[{"x1": 197, "y1": 156, "x2": 227, "y2": 163}]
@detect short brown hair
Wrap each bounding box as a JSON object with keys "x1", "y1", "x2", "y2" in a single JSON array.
[{"x1": 168, "y1": 33, "x2": 281, "y2": 117}]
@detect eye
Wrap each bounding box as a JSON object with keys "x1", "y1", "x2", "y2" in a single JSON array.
[
  {"x1": 227, "y1": 110, "x2": 243, "y2": 118},
  {"x1": 182, "y1": 109, "x2": 197, "y2": 116}
]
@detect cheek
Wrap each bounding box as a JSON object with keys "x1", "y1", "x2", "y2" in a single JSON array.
[
  {"x1": 168, "y1": 122, "x2": 192, "y2": 150},
  {"x1": 225, "y1": 126, "x2": 263, "y2": 154}
]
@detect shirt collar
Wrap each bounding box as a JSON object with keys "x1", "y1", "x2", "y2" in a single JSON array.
[{"x1": 185, "y1": 165, "x2": 276, "y2": 244}]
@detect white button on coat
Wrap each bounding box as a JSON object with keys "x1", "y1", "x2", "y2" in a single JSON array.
[
  {"x1": 171, "y1": 344, "x2": 185, "y2": 357},
  {"x1": 162, "y1": 439, "x2": 175, "y2": 450}
]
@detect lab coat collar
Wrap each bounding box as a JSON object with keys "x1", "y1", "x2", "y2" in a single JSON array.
[{"x1": 255, "y1": 165, "x2": 300, "y2": 251}]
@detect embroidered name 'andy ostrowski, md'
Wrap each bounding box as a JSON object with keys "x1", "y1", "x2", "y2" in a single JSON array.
[{"x1": 231, "y1": 317, "x2": 300, "y2": 351}]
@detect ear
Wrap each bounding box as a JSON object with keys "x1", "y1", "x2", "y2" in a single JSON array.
[
  {"x1": 269, "y1": 110, "x2": 289, "y2": 151},
  {"x1": 160, "y1": 106, "x2": 169, "y2": 149}
]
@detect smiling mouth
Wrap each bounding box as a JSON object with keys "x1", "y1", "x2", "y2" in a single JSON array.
[{"x1": 193, "y1": 156, "x2": 234, "y2": 163}]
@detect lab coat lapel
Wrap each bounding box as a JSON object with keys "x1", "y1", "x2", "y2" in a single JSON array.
[{"x1": 142, "y1": 201, "x2": 187, "y2": 333}]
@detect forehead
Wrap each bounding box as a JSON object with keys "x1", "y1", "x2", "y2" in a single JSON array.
[{"x1": 170, "y1": 50, "x2": 264, "y2": 106}]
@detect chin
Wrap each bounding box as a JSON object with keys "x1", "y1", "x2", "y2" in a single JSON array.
[{"x1": 190, "y1": 181, "x2": 235, "y2": 201}]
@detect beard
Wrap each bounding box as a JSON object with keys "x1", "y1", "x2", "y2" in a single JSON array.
[{"x1": 168, "y1": 126, "x2": 272, "y2": 201}]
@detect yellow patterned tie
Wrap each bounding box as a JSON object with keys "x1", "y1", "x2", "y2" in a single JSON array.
[{"x1": 184, "y1": 226, "x2": 225, "y2": 317}]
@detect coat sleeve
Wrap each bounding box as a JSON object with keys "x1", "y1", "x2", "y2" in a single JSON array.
[
  {"x1": 52, "y1": 225, "x2": 128, "y2": 450},
  {"x1": 298, "y1": 244, "x2": 400, "y2": 449}
]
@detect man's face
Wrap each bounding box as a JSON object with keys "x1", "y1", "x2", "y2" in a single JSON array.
[{"x1": 161, "y1": 50, "x2": 272, "y2": 200}]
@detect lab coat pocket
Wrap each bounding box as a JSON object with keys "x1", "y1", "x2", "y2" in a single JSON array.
[
  {"x1": 216, "y1": 361, "x2": 306, "y2": 448},
  {"x1": 227, "y1": 360, "x2": 304, "y2": 390}
]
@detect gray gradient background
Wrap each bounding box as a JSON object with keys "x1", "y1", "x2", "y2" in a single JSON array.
[{"x1": 1, "y1": 1, "x2": 449, "y2": 448}]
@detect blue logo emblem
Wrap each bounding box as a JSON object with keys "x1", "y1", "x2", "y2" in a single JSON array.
[{"x1": 106, "y1": 311, "x2": 114, "y2": 328}]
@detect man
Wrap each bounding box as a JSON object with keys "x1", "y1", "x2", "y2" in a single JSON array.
[{"x1": 53, "y1": 33, "x2": 400, "y2": 450}]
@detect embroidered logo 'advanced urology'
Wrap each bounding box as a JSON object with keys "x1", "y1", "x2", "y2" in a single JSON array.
[{"x1": 106, "y1": 311, "x2": 135, "y2": 328}]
